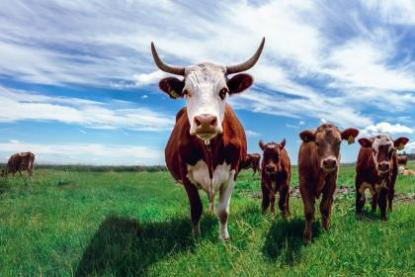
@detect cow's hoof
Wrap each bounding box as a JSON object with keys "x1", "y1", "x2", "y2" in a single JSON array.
[
  {"x1": 219, "y1": 234, "x2": 230, "y2": 241},
  {"x1": 381, "y1": 216, "x2": 387, "y2": 221}
]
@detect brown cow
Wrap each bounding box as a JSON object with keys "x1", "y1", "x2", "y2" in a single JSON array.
[
  {"x1": 397, "y1": 154, "x2": 408, "y2": 173},
  {"x1": 241, "y1": 153, "x2": 261, "y2": 175},
  {"x1": 298, "y1": 124, "x2": 359, "y2": 243},
  {"x1": 3, "y1": 152, "x2": 35, "y2": 177},
  {"x1": 259, "y1": 139, "x2": 290, "y2": 218},
  {"x1": 356, "y1": 135, "x2": 409, "y2": 220},
  {"x1": 151, "y1": 38, "x2": 265, "y2": 240}
]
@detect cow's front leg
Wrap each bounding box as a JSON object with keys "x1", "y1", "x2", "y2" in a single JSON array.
[
  {"x1": 378, "y1": 188, "x2": 388, "y2": 221},
  {"x1": 320, "y1": 190, "x2": 334, "y2": 231},
  {"x1": 387, "y1": 187, "x2": 394, "y2": 212},
  {"x1": 300, "y1": 185, "x2": 315, "y2": 244},
  {"x1": 279, "y1": 184, "x2": 290, "y2": 218},
  {"x1": 183, "y1": 180, "x2": 203, "y2": 236},
  {"x1": 269, "y1": 190, "x2": 276, "y2": 218},
  {"x1": 217, "y1": 173, "x2": 235, "y2": 241},
  {"x1": 261, "y1": 181, "x2": 270, "y2": 214}
]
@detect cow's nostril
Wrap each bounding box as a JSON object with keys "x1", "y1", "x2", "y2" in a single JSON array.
[
  {"x1": 323, "y1": 159, "x2": 337, "y2": 168},
  {"x1": 195, "y1": 114, "x2": 217, "y2": 127}
]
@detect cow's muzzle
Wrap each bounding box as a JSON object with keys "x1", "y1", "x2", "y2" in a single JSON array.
[
  {"x1": 193, "y1": 114, "x2": 220, "y2": 140},
  {"x1": 322, "y1": 158, "x2": 338, "y2": 172}
]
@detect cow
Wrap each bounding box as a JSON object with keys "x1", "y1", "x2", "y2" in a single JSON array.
[
  {"x1": 298, "y1": 124, "x2": 359, "y2": 243},
  {"x1": 2, "y1": 152, "x2": 35, "y2": 177},
  {"x1": 151, "y1": 38, "x2": 265, "y2": 240},
  {"x1": 259, "y1": 139, "x2": 290, "y2": 218},
  {"x1": 241, "y1": 153, "x2": 261, "y2": 175},
  {"x1": 356, "y1": 135, "x2": 409, "y2": 220},
  {"x1": 397, "y1": 154, "x2": 408, "y2": 174}
]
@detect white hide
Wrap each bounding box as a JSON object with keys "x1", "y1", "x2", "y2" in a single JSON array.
[{"x1": 186, "y1": 160, "x2": 235, "y2": 240}]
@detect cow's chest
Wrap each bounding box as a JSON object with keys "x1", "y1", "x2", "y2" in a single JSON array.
[{"x1": 186, "y1": 160, "x2": 233, "y2": 193}]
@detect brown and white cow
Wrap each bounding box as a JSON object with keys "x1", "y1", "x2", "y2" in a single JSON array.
[
  {"x1": 2, "y1": 152, "x2": 35, "y2": 177},
  {"x1": 241, "y1": 153, "x2": 261, "y2": 175},
  {"x1": 259, "y1": 139, "x2": 290, "y2": 218},
  {"x1": 356, "y1": 135, "x2": 409, "y2": 220},
  {"x1": 151, "y1": 38, "x2": 265, "y2": 240},
  {"x1": 298, "y1": 124, "x2": 359, "y2": 243},
  {"x1": 397, "y1": 154, "x2": 408, "y2": 173}
]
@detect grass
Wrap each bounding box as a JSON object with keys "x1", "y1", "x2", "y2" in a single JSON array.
[{"x1": 0, "y1": 163, "x2": 415, "y2": 276}]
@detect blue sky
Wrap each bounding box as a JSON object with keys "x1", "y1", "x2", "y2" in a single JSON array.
[{"x1": 1, "y1": 0, "x2": 415, "y2": 165}]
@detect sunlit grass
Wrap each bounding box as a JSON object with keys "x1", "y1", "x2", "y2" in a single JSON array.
[{"x1": 0, "y1": 163, "x2": 414, "y2": 275}]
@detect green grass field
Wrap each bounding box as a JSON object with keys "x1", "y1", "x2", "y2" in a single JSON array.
[{"x1": 1, "y1": 163, "x2": 415, "y2": 276}]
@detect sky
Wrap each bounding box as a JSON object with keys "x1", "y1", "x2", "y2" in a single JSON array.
[{"x1": 1, "y1": 0, "x2": 415, "y2": 165}]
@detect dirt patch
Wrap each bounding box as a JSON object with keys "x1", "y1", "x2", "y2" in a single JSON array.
[{"x1": 247, "y1": 185, "x2": 415, "y2": 203}]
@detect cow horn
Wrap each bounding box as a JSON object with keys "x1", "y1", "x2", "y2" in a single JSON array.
[
  {"x1": 226, "y1": 37, "x2": 265, "y2": 74},
  {"x1": 151, "y1": 42, "x2": 185, "y2": 75}
]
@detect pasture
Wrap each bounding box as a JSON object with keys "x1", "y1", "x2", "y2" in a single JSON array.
[{"x1": 1, "y1": 164, "x2": 415, "y2": 276}]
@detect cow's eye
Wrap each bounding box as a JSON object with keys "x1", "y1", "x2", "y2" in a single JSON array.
[
  {"x1": 183, "y1": 89, "x2": 191, "y2": 97},
  {"x1": 219, "y1": 88, "x2": 228, "y2": 100}
]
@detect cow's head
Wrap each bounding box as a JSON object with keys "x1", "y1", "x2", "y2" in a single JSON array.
[
  {"x1": 359, "y1": 135, "x2": 409, "y2": 175},
  {"x1": 300, "y1": 124, "x2": 359, "y2": 173},
  {"x1": 259, "y1": 139, "x2": 286, "y2": 176},
  {"x1": 151, "y1": 38, "x2": 265, "y2": 143}
]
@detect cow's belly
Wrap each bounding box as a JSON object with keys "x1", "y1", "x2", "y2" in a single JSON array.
[{"x1": 186, "y1": 160, "x2": 233, "y2": 194}]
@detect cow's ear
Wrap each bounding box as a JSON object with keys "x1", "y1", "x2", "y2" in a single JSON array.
[
  {"x1": 259, "y1": 140, "x2": 266, "y2": 150},
  {"x1": 227, "y1": 74, "x2": 253, "y2": 95},
  {"x1": 280, "y1": 138, "x2": 286, "y2": 149},
  {"x1": 341, "y1": 128, "x2": 359, "y2": 144},
  {"x1": 394, "y1": 137, "x2": 409, "y2": 150},
  {"x1": 159, "y1": 77, "x2": 185, "y2": 99},
  {"x1": 299, "y1": 130, "x2": 315, "y2": 142},
  {"x1": 358, "y1": 138, "x2": 372, "y2": 148}
]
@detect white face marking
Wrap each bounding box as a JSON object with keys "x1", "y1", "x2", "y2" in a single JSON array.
[
  {"x1": 371, "y1": 135, "x2": 394, "y2": 174},
  {"x1": 184, "y1": 63, "x2": 227, "y2": 140}
]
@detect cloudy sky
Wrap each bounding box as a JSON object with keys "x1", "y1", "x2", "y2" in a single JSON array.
[{"x1": 1, "y1": 0, "x2": 415, "y2": 165}]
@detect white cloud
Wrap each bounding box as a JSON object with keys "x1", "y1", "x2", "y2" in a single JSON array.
[
  {"x1": 0, "y1": 86, "x2": 173, "y2": 131},
  {"x1": 0, "y1": 140, "x2": 164, "y2": 165},
  {"x1": 245, "y1": 130, "x2": 260, "y2": 137},
  {"x1": 360, "y1": 122, "x2": 413, "y2": 137},
  {"x1": 0, "y1": 0, "x2": 415, "y2": 130}
]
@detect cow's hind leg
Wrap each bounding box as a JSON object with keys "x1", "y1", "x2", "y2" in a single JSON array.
[
  {"x1": 217, "y1": 173, "x2": 236, "y2": 241},
  {"x1": 183, "y1": 181, "x2": 203, "y2": 236}
]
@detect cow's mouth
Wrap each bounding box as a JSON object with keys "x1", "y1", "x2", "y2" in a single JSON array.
[{"x1": 195, "y1": 130, "x2": 217, "y2": 141}]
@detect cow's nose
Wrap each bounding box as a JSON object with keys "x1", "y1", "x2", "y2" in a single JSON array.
[
  {"x1": 265, "y1": 165, "x2": 274, "y2": 172},
  {"x1": 194, "y1": 114, "x2": 217, "y2": 128},
  {"x1": 379, "y1": 162, "x2": 390, "y2": 172},
  {"x1": 323, "y1": 158, "x2": 337, "y2": 169}
]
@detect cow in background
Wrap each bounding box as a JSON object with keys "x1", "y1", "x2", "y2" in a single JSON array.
[
  {"x1": 259, "y1": 139, "x2": 290, "y2": 218},
  {"x1": 151, "y1": 38, "x2": 265, "y2": 240},
  {"x1": 2, "y1": 152, "x2": 35, "y2": 177},
  {"x1": 242, "y1": 153, "x2": 261, "y2": 175},
  {"x1": 397, "y1": 154, "x2": 408, "y2": 174},
  {"x1": 356, "y1": 135, "x2": 409, "y2": 220},
  {"x1": 298, "y1": 124, "x2": 359, "y2": 243}
]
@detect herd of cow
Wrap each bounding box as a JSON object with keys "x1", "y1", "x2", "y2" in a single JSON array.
[
  {"x1": 151, "y1": 37, "x2": 412, "y2": 243},
  {"x1": 1, "y1": 38, "x2": 412, "y2": 244}
]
